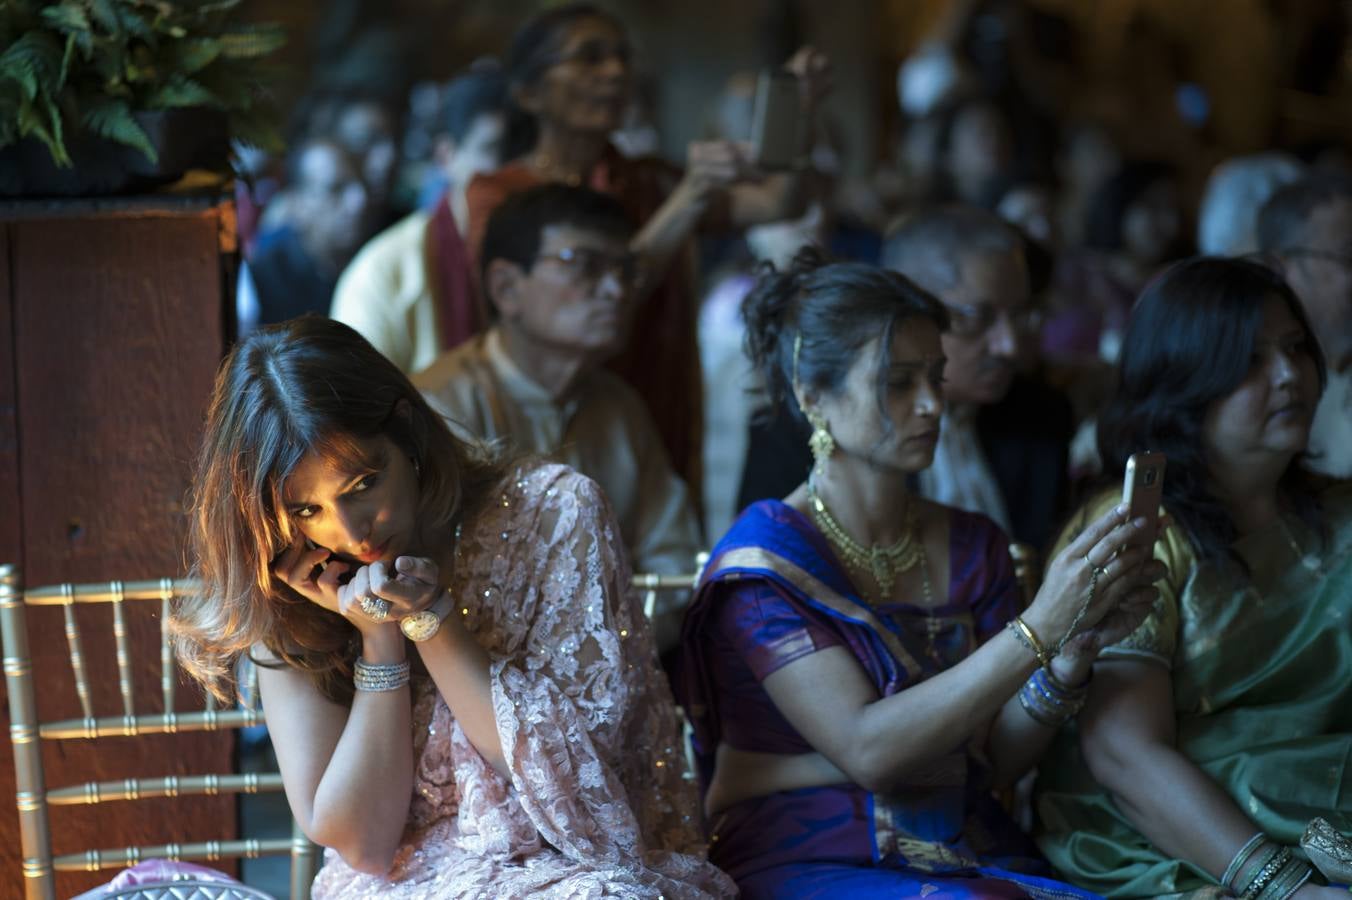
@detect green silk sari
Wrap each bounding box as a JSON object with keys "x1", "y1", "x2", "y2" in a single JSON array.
[{"x1": 1035, "y1": 484, "x2": 1352, "y2": 898}]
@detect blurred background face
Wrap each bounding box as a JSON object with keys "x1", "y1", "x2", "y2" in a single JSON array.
[
  {"x1": 1059, "y1": 125, "x2": 1122, "y2": 211},
  {"x1": 292, "y1": 142, "x2": 371, "y2": 260},
  {"x1": 900, "y1": 115, "x2": 945, "y2": 186},
  {"x1": 998, "y1": 184, "x2": 1059, "y2": 248},
  {"x1": 1283, "y1": 196, "x2": 1352, "y2": 366},
  {"x1": 948, "y1": 102, "x2": 1012, "y2": 200},
  {"x1": 935, "y1": 249, "x2": 1031, "y2": 406},
  {"x1": 1122, "y1": 178, "x2": 1182, "y2": 265},
  {"x1": 526, "y1": 16, "x2": 633, "y2": 135},
  {"x1": 444, "y1": 111, "x2": 506, "y2": 187},
  {"x1": 336, "y1": 101, "x2": 398, "y2": 205}
]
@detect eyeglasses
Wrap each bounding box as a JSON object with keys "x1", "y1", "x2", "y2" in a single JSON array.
[
  {"x1": 943, "y1": 301, "x2": 1043, "y2": 338},
  {"x1": 534, "y1": 246, "x2": 640, "y2": 287},
  {"x1": 550, "y1": 39, "x2": 633, "y2": 69}
]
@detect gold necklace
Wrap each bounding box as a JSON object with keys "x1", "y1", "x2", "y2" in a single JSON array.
[
  {"x1": 807, "y1": 480, "x2": 929, "y2": 600},
  {"x1": 529, "y1": 151, "x2": 584, "y2": 187},
  {"x1": 807, "y1": 482, "x2": 946, "y2": 664}
]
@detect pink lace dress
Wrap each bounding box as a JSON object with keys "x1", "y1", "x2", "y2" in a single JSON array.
[{"x1": 310, "y1": 463, "x2": 735, "y2": 899}]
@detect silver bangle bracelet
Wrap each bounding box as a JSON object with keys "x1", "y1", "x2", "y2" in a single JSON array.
[
  {"x1": 353, "y1": 658, "x2": 410, "y2": 692},
  {"x1": 1224, "y1": 833, "x2": 1269, "y2": 890},
  {"x1": 1261, "y1": 859, "x2": 1314, "y2": 900}
]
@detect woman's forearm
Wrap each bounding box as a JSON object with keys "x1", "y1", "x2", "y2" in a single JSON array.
[
  {"x1": 727, "y1": 171, "x2": 809, "y2": 228},
  {"x1": 986, "y1": 693, "x2": 1056, "y2": 787},
  {"x1": 416, "y1": 615, "x2": 507, "y2": 775},
  {"x1": 986, "y1": 651, "x2": 1094, "y2": 785},
  {"x1": 630, "y1": 181, "x2": 711, "y2": 294},
  {"x1": 1090, "y1": 740, "x2": 1259, "y2": 879},
  {"x1": 852, "y1": 629, "x2": 1040, "y2": 790},
  {"x1": 309, "y1": 688, "x2": 414, "y2": 873},
  {"x1": 307, "y1": 631, "x2": 414, "y2": 874}
]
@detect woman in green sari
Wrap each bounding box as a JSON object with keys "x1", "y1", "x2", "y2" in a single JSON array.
[{"x1": 1034, "y1": 256, "x2": 1352, "y2": 899}]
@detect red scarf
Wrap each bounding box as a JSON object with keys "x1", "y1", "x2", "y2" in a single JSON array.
[{"x1": 425, "y1": 193, "x2": 486, "y2": 352}]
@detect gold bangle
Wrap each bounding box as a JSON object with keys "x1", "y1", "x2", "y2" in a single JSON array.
[{"x1": 1008, "y1": 616, "x2": 1054, "y2": 669}]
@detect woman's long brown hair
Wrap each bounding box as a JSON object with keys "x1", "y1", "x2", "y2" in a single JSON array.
[{"x1": 172, "y1": 317, "x2": 506, "y2": 705}]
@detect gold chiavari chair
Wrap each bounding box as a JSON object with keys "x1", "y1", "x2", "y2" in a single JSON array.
[
  {"x1": 631, "y1": 553, "x2": 709, "y2": 782},
  {"x1": 0, "y1": 564, "x2": 319, "y2": 900}
]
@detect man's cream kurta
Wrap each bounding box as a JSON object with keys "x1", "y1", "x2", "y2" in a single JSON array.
[
  {"x1": 412, "y1": 330, "x2": 702, "y2": 646},
  {"x1": 331, "y1": 208, "x2": 443, "y2": 375}
]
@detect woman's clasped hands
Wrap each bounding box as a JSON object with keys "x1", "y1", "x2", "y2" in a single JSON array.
[{"x1": 272, "y1": 542, "x2": 442, "y2": 639}]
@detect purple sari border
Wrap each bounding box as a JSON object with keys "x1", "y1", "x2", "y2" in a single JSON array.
[{"x1": 678, "y1": 501, "x2": 915, "y2": 790}]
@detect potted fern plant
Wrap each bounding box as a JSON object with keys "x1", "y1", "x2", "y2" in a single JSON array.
[{"x1": 0, "y1": 0, "x2": 284, "y2": 196}]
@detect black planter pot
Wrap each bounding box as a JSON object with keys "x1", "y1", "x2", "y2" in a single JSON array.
[{"x1": 0, "y1": 108, "x2": 230, "y2": 198}]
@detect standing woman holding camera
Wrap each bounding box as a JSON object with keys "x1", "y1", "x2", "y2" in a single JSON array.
[
  {"x1": 172, "y1": 317, "x2": 735, "y2": 899},
  {"x1": 465, "y1": 2, "x2": 831, "y2": 496}
]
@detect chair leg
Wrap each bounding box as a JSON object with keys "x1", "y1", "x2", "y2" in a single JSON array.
[
  {"x1": 1, "y1": 565, "x2": 56, "y2": 900},
  {"x1": 290, "y1": 817, "x2": 318, "y2": 900}
]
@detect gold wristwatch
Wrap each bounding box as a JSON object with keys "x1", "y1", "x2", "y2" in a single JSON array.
[{"x1": 399, "y1": 590, "x2": 455, "y2": 642}]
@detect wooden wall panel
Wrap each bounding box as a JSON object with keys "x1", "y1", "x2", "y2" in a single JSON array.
[
  {"x1": 0, "y1": 226, "x2": 18, "y2": 562},
  {"x1": 1, "y1": 206, "x2": 236, "y2": 897},
  {"x1": 0, "y1": 224, "x2": 25, "y2": 900}
]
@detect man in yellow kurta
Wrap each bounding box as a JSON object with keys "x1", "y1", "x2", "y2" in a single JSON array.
[{"x1": 412, "y1": 184, "x2": 702, "y2": 653}]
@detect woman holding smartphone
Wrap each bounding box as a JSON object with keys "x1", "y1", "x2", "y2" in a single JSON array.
[
  {"x1": 677, "y1": 250, "x2": 1164, "y2": 898},
  {"x1": 463, "y1": 3, "x2": 831, "y2": 497},
  {"x1": 1035, "y1": 257, "x2": 1352, "y2": 898},
  {"x1": 171, "y1": 318, "x2": 734, "y2": 899}
]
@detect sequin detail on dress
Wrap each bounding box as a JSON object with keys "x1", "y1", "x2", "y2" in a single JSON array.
[{"x1": 311, "y1": 464, "x2": 734, "y2": 899}]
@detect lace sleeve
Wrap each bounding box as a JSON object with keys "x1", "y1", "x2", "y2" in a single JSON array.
[{"x1": 488, "y1": 469, "x2": 715, "y2": 875}]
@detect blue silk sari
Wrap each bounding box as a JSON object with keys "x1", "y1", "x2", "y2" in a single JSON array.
[{"x1": 678, "y1": 500, "x2": 1100, "y2": 900}]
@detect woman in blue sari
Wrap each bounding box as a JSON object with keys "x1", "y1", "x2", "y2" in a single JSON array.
[{"x1": 679, "y1": 250, "x2": 1165, "y2": 899}]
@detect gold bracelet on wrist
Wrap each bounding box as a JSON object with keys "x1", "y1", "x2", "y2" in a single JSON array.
[{"x1": 1007, "y1": 616, "x2": 1054, "y2": 668}]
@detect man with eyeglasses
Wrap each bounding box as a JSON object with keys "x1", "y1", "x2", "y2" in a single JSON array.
[
  {"x1": 883, "y1": 205, "x2": 1074, "y2": 551},
  {"x1": 412, "y1": 184, "x2": 701, "y2": 654},
  {"x1": 1259, "y1": 174, "x2": 1352, "y2": 478}
]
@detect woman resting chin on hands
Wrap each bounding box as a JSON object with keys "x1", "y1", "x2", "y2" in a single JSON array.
[{"x1": 172, "y1": 317, "x2": 735, "y2": 899}]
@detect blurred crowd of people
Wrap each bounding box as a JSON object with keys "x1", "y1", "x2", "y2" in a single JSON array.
[{"x1": 198, "y1": 0, "x2": 1352, "y2": 896}]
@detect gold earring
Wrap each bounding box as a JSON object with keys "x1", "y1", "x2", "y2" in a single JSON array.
[{"x1": 806, "y1": 408, "x2": 835, "y2": 473}]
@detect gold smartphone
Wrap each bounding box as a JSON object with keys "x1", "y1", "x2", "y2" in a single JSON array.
[{"x1": 1122, "y1": 451, "x2": 1166, "y2": 548}]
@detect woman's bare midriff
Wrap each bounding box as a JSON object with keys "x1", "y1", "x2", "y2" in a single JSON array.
[{"x1": 703, "y1": 742, "x2": 852, "y2": 817}]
